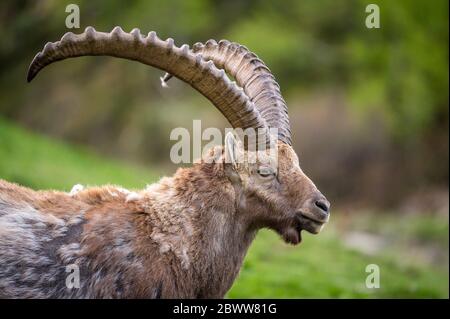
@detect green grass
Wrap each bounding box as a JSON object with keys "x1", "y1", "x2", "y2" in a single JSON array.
[
  {"x1": 0, "y1": 117, "x2": 448, "y2": 298},
  {"x1": 227, "y1": 228, "x2": 448, "y2": 298},
  {"x1": 345, "y1": 210, "x2": 449, "y2": 248},
  {"x1": 0, "y1": 117, "x2": 159, "y2": 191}
]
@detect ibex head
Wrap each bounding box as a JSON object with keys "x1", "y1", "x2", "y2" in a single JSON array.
[
  {"x1": 223, "y1": 134, "x2": 329, "y2": 245},
  {"x1": 28, "y1": 26, "x2": 330, "y2": 246}
]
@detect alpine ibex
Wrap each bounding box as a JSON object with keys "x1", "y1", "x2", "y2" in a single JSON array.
[{"x1": 0, "y1": 27, "x2": 330, "y2": 298}]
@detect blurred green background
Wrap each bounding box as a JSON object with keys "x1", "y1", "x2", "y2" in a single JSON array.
[{"x1": 0, "y1": 0, "x2": 448, "y2": 298}]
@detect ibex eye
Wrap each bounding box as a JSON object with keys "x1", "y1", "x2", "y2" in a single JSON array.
[{"x1": 257, "y1": 167, "x2": 274, "y2": 177}]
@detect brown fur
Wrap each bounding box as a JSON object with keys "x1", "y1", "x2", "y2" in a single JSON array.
[{"x1": 0, "y1": 142, "x2": 329, "y2": 298}]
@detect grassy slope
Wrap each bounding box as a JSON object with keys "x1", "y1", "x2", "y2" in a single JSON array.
[
  {"x1": 0, "y1": 118, "x2": 448, "y2": 298},
  {"x1": 0, "y1": 117, "x2": 159, "y2": 190},
  {"x1": 228, "y1": 228, "x2": 447, "y2": 298}
]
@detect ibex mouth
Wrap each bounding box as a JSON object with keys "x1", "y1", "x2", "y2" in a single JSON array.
[
  {"x1": 299, "y1": 211, "x2": 329, "y2": 224},
  {"x1": 279, "y1": 211, "x2": 328, "y2": 245},
  {"x1": 296, "y1": 212, "x2": 327, "y2": 235}
]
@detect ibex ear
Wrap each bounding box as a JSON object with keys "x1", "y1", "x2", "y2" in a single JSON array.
[{"x1": 224, "y1": 132, "x2": 243, "y2": 169}]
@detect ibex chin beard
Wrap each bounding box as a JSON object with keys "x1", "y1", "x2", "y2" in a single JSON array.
[
  {"x1": 275, "y1": 194, "x2": 330, "y2": 245},
  {"x1": 280, "y1": 214, "x2": 329, "y2": 245}
]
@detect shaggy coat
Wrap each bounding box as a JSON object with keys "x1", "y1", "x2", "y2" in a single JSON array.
[
  {"x1": 0, "y1": 142, "x2": 328, "y2": 298},
  {"x1": 9, "y1": 27, "x2": 332, "y2": 298}
]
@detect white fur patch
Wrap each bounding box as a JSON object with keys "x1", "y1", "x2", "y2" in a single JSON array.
[
  {"x1": 107, "y1": 190, "x2": 119, "y2": 197},
  {"x1": 125, "y1": 192, "x2": 141, "y2": 202},
  {"x1": 116, "y1": 187, "x2": 131, "y2": 195},
  {"x1": 69, "y1": 184, "x2": 84, "y2": 196}
]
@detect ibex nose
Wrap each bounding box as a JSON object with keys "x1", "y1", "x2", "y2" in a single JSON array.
[{"x1": 314, "y1": 198, "x2": 330, "y2": 214}]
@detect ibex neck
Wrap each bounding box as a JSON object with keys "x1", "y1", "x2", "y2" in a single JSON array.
[{"x1": 153, "y1": 161, "x2": 255, "y2": 297}]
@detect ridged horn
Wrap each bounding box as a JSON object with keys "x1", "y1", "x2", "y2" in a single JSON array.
[
  {"x1": 162, "y1": 40, "x2": 291, "y2": 145},
  {"x1": 27, "y1": 27, "x2": 271, "y2": 147}
]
